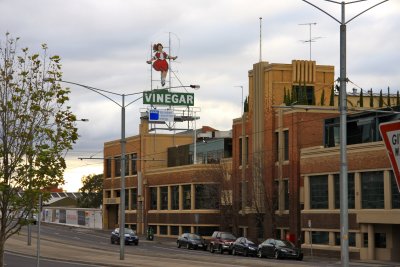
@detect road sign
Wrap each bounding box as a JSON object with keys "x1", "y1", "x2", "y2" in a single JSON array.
[{"x1": 379, "y1": 121, "x2": 400, "y2": 192}]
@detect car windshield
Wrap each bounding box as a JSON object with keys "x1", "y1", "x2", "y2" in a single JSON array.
[
  {"x1": 221, "y1": 233, "x2": 236, "y2": 239},
  {"x1": 246, "y1": 239, "x2": 255, "y2": 245},
  {"x1": 121, "y1": 228, "x2": 135, "y2": 235},
  {"x1": 188, "y1": 234, "x2": 201, "y2": 240},
  {"x1": 276, "y1": 240, "x2": 294, "y2": 247}
]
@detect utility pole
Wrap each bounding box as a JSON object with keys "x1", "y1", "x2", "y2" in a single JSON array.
[{"x1": 301, "y1": 1, "x2": 389, "y2": 266}]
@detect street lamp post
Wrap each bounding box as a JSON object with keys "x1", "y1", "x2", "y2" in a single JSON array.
[
  {"x1": 301, "y1": 1, "x2": 389, "y2": 266},
  {"x1": 48, "y1": 79, "x2": 142, "y2": 260}
]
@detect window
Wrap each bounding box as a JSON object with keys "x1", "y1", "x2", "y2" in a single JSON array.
[
  {"x1": 334, "y1": 173, "x2": 355, "y2": 209},
  {"x1": 195, "y1": 184, "x2": 219, "y2": 209},
  {"x1": 181, "y1": 226, "x2": 191, "y2": 234},
  {"x1": 335, "y1": 232, "x2": 356, "y2": 247},
  {"x1": 292, "y1": 85, "x2": 315, "y2": 105},
  {"x1": 310, "y1": 175, "x2": 328, "y2": 209},
  {"x1": 150, "y1": 187, "x2": 157, "y2": 210},
  {"x1": 123, "y1": 155, "x2": 128, "y2": 176},
  {"x1": 131, "y1": 188, "x2": 137, "y2": 210},
  {"x1": 239, "y1": 137, "x2": 249, "y2": 166},
  {"x1": 312, "y1": 231, "x2": 329, "y2": 245},
  {"x1": 390, "y1": 171, "x2": 400, "y2": 209},
  {"x1": 375, "y1": 233, "x2": 386, "y2": 248},
  {"x1": 275, "y1": 131, "x2": 289, "y2": 161},
  {"x1": 170, "y1": 226, "x2": 179, "y2": 236},
  {"x1": 361, "y1": 171, "x2": 384, "y2": 209},
  {"x1": 130, "y1": 153, "x2": 137, "y2": 175},
  {"x1": 183, "y1": 185, "x2": 191, "y2": 210},
  {"x1": 125, "y1": 189, "x2": 129, "y2": 210},
  {"x1": 284, "y1": 130, "x2": 289, "y2": 161},
  {"x1": 159, "y1": 225, "x2": 167, "y2": 235},
  {"x1": 105, "y1": 158, "x2": 112, "y2": 178},
  {"x1": 160, "y1": 186, "x2": 168, "y2": 210},
  {"x1": 114, "y1": 157, "x2": 121, "y2": 177},
  {"x1": 284, "y1": 180, "x2": 289, "y2": 210},
  {"x1": 171, "y1": 186, "x2": 179, "y2": 210},
  {"x1": 363, "y1": 233, "x2": 368, "y2": 247},
  {"x1": 105, "y1": 190, "x2": 111, "y2": 198}
]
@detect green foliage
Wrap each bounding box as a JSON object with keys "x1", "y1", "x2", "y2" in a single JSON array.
[
  {"x1": 0, "y1": 33, "x2": 78, "y2": 254},
  {"x1": 397, "y1": 91, "x2": 399, "y2": 106},
  {"x1": 379, "y1": 89, "x2": 383, "y2": 107},
  {"x1": 244, "y1": 96, "x2": 249, "y2": 112},
  {"x1": 320, "y1": 89, "x2": 325, "y2": 106},
  {"x1": 78, "y1": 174, "x2": 103, "y2": 208},
  {"x1": 387, "y1": 87, "x2": 391, "y2": 107},
  {"x1": 329, "y1": 85, "x2": 335, "y2": 106},
  {"x1": 359, "y1": 89, "x2": 364, "y2": 107},
  {"x1": 369, "y1": 89, "x2": 374, "y2": 107}
]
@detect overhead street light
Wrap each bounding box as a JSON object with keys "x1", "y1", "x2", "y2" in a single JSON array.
[{"x1": 45, "y1": 78, "x2": 142, "y2": 260}]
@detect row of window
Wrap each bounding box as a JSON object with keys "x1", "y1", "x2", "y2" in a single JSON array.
[
  {"x1": 105, "y1": 153, "x2": 138, "y2": 178},
  {"x1": 307, "y1": 231, "x2": 386, "y2": 249},
  {"x1": 149, "y1": 184, "x2": 220, "y2": 210},
  {"x1": 309, "y1": 171, "x2": 400, "y2": 209},
  {"x1": 147, "y1": 225, "x2": 219, "y2": 237}
]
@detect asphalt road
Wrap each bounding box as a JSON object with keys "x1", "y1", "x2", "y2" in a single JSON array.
[{"x1": 5, "y1": 223, "x2": 400, "y2": 267}]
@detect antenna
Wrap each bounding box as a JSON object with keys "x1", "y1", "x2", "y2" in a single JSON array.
[
  {"x1": 259, "y1": 17, "x2": 262, "y2": 62},
  {"x1": 299, "y1": 22, "x2": 322, "y2": 60}
]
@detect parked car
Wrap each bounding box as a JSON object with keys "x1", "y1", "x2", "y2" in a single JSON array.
[
  {"x1": 231, "y1": 237, "x2": 258, "y2": 257},
  {"x1": 31, "y1": 214, "x2": 37, "y2": 225},
  {"x1": 110, "y1": 228, "x2": 139, "y2": 245},
  {"x1": 177, "y1": 233, "x2": 207, "y2": 250},
  {"x1": 257, "y1": 238, "x2": 303, "y2": 260},
  {"x1": 208, "y1": 231, "x2": 237, "y2": 254}
]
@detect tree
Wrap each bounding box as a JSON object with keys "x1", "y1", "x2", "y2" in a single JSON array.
[
  {"x1": 397, "y1": 91, "x2": 399, "y2": 106},
  {"x1": 0, "y1": 33, "x2": 78, "y2": 266},
  {"x1": 369, "y1": 89, "x2": 374, "y2": 107},
  {"x1": 78, "y1": 174, "x2": 103, "y2": 208},
  {"x1": 359, "y1": 89, "x2": 364, "y2": 107},
  {"x1": 329, "y1": 85, "x2": 335, "y2": 106},
  {"x1": 320, "y1": 89, "x2": 325, "y2": 106},
  {"x1": 379, "y1": 89, "x2": 383, "y2": 107},
  {"x1": 387, "y1": 87, "x2": 391, "y2": 107}
]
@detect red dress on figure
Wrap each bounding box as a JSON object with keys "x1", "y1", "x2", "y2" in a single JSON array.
[{"x1": 152, "y1": 52, "x2": 169, "y2": 72}]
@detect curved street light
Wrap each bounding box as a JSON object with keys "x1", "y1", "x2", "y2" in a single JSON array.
[
  {"x1": 45, "y1": 78, "x2": 199, "y2": 260},
  {"x1": 46, "y1": 78, "x2": 141, "y2": 260}
]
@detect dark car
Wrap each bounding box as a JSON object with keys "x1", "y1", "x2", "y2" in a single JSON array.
[
  {"x1": 209, "y1": 231, "x2": 237, "y2": 254},
  {"x1": 177, "y1": 233, "x2": 207, "y2": 250},
  {"x1": 110, "y1": 228, "x2": 139, "y2": 245},
  {"x1": 231, "y1": 237, "x2": 258, "y2": 257},
  {"x1": 257, "y1": 238, "x2": 303, "y2": 260}
]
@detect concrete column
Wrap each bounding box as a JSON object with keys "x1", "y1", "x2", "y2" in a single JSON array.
[
  {"x1": 179, "y1": 185, "x2": 183, "y2": 210},
  {"x1": 167, "y1": 186, "x2": 171, "y2": 210},
  {"x1": 191, "y1": 184, "x2": 195, "y2": 210},
  {"x1": 157, "y1": 187, "x2": 160, "y2": 211},
  {"x1": 304, "y1": 176, "x2": 310, "y2": 210},
  {"x1": 384, "y1": 170, "x2": 391, "y2": 209},
  {"x1": 328, "y1": 174, "x2": 335, "y2": 210},
  {"x1": 368, "y1": 224, "x2": 375, "y2": 260},
  {"x1": 355, "y1": 172, "x2": 361, "y2": 210}
]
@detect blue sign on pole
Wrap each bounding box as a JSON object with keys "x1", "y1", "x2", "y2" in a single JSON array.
[{"x1": 149, "y1": 110, "x2": 159, "y2": 121}]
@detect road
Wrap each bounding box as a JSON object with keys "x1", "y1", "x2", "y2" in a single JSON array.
[{"x1": 5, "y1": 223, "x2": 400, "y2": 267}]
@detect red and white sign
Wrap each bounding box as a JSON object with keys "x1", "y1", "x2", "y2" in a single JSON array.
[{"x1": 379, "y1": 121, "x2": 400, "y2": 192}]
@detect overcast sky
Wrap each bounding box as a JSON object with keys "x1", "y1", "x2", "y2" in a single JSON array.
[{"x1": 1, "y1": 0, "x2": 399, "y2": 191}]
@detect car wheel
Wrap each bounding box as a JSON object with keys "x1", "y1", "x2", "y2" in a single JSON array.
[
  {"x1": 111, "y1": 238, "x2": 114, "y2": 244},
  {"x1": 177, "y1": 241, "x2": 181, "y2": 248},
  {"x1": 257, "y1": 249, "x2": 263, "y2": 258},
  {"x1": 186, "y1": 243, "x2": 190, "y2": 249},
  {"x1": 209, "y1": 244, "x2": 214, "y2": 253},
  {"x1": 297, "y1": 254, "x2": 303, "y2": 261},
  {"x1": 232, "y1": 248, "x2": 236, "y2": 256},
  {"x1": 274, "y1": 250, "x2": 280, "y2": 259},
  {"x1": 244, "y1": 249, "x2": 248, "y2": 257},
  {"x1": 219, "y1": 245, "x2": 224, "y2": 254}
]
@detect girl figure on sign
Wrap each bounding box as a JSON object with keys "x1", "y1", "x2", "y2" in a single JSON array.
[{"x1": 146, "y1": 43, "x2": 177, "y2": 87}]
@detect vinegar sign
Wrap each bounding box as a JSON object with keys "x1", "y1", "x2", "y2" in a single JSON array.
[{"x1": 379, "y1": 121, "x2": 400, "y2": 192}]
